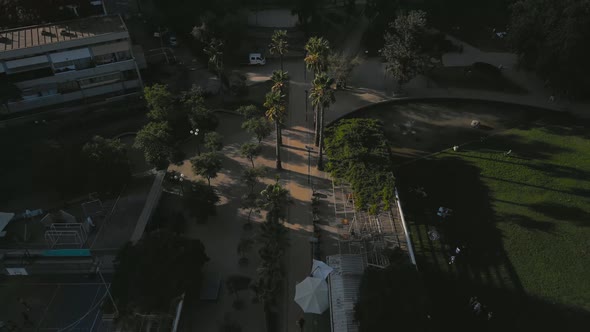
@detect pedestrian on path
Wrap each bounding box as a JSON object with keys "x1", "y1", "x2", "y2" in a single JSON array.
[
  {"x1": 448, "y1": 255, "x2": 456, "y2": 264},
  {"x1": 549, "y1": 95, "x2": 555, "y2": 102},
  {"x1": 297, "y1": 317, "x2": 306, "y2": 332}
]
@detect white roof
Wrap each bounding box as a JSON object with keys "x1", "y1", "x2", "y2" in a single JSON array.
[
  {"x1": 0, "y1": 212, "x2": 15, "y2": 233},
  {"x1": 327, "y1": 254, "x2": 366, "y2": 332}
]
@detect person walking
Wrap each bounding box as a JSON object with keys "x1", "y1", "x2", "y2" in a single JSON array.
[{"x1": 296, "y1": 317, "x2": 306, "y2": 332}]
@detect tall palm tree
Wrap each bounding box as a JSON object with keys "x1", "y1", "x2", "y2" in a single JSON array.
[
  {"x1": 309, "y1": 72, "x2": 336, "y2": 170},
  {"x1": 269, "y1": 30, "x2": 289, "y2": 71},
  {"x1": 304, "y1": 37, "x2": 330, "y2": 77},
  {"x1": 270, "y1": 70, "x2": 289, "y2": 94},
  {"x1": 264, "y1": 90, "x2": 287, "y2": 170}
]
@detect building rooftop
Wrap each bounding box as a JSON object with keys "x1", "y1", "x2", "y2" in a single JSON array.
[
  {"x1": 0, "y1": 15, "x2": 127, "y2": 53},
  {"x1": 327, "y1": 254, "x2": 366, "y2": 332}
]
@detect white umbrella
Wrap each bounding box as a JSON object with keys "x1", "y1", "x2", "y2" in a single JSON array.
[
  {"x1": 294, "y1": 277, "x2": 329, "y2": 314},
  {"x1": 311, "y1": 259, "x2": 333, "y2": 280}
]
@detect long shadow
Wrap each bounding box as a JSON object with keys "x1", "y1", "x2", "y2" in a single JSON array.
[
  {"x1": 529, "y1": 202, "x2": 590, "y2": 228},
  {"x1": 396, "y1": 156, "x2": 534, "y2": 331},
  {"x1": 480, "y1": 174, "x2": 576, "y2": 196}
]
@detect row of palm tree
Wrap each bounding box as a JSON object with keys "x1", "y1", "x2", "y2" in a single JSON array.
[
  {"x1": 265, "y1": 30, "x2": 291, "y2": 170},
  {"x1": 305, "y1": 37, "x2": 336, "y2": 170}
]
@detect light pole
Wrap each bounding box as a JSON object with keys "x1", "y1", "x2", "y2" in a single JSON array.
[
  {"x1": 305, "y1": 145, "x2": 313, "y2": 184},
  {"x1": 304, "y1": 89, "x2": 308, "y2": 122},
  {"x1": 190, "y1": 129, "x2": 200, "y2": 154},
  {"x1": 174, "y1": 173, "x2": 185, "y2": 196}
]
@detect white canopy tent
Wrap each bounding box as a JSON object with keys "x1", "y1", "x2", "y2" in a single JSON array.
[
  {"x1": 294, "y1": 277, "x2": 329, "y2": 314},
  {"x1": 311, "y1": 259, "x2": 334, "y2": 280}
]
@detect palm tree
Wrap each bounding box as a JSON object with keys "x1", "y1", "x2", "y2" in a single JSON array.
[
  {"x1": 203, "y1": 38, "x2": 224, "y2": 93},
  {"x1": 309, "y1": 72, "x2": 336, "y2": 170},
  {"x1": 270, "y1": 70, "x2": 289, "y2": 94},
  {"x1": 304, "y1": 37, "x2": 330, "y2": 78},
  {"x1": 264, "y1": 90, "x2": 286, "y2": 170},
  {"x1": 269, "y1": 30, "x2": 289, "y2": 71},
  {"x1": 260, "y1": 178, "x2": 291, "y2": 223}
]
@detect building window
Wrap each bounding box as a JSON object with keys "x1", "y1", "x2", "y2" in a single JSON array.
[
  {"x1": 53, "y1": 57, "x2": 94, "y2": 73},
  {"x1": 115, "y1": 51, "x2": 132, "y2": 61},
  {"x1": 94, "y1": 53, "x2": 117, "y2": 65},
  {"x1": 58, "y1": 81, "x2": 80, "y2": 94},
  {"x1": 78, "y1": 72, "x2": 122, "y2": 89}
]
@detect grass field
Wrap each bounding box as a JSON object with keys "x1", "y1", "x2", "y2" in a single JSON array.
[
  {"x1": 395, "y1": 123, "x2": 590, "y2": 330},
  {"x1": 342, "y1": 101, "x2": 590, "y2": 330}
]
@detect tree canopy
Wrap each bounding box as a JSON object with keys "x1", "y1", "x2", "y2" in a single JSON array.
[
  {"x1": 82, "y1": 136, "x2": 130, "y2": 193},
  {"x1": 111, "y1": 230, "x2": 209, "y2": 316},
  {"x1": 242, "y1": 117, "x2": 273, "y2": 143},
  {"x1": 508, "y1": 0, "x2": 590, "y2": 98},
  {"x1": 134, "y1": 121, "x2": 173, "y2": 169},
  {"x1": 324, "y1": 119, "x2": 395, "y2": 213},
  {"x1": 382, "y1": 10, "x2": 430, "y2": 87},
  {"x1": 191, "y1": 152, "x2": 223, "y2": 185}
]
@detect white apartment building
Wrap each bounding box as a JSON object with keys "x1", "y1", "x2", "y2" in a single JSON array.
[{"x1": 0, "y1": 14, "x2": 143, "y2": 113}]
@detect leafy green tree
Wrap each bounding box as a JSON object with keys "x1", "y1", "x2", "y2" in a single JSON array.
[
  {"x1": 242, "y1": 117, "x2": 273, "y2": 143},
  {"x1": 144, "y1": 84, "x2": 175, "y2": 121},
  {"x1": 270, "y1": 70, "x2": 289, "y2": 94},
  {"x1": 204, "y1": 38, "x2": 224, "y2": 93},
  {"x1": 240, "y1": 166, "x2": 266, "y2": 228},
  {"x1": 304, "y1": 36, "x2": 331, "y2": 77},
  {"x1": 236, "y1": 104, "x2": 265, "y2": 120},
  {"x1": 309, "y1": 72, "x2": 336, "y2": 170},
  {"x1": 182, "y1": 85, "x2": 219, "y2": 132},
  {"x1": 329, "y1": 53, "x2": 361, "y2": 89},
  {"x1": 269, "y1": 30, "x2": 289, "y2": 71},
  {"x1": 263, "y1": 90, "x2": 287, "y2": 170},
  {"x1": 242, "y1": 166, "x2": 266, "y2": 194},
  {"x1": 184, "y1": 180, "x2": 220, "y2": 223},
  {"x1": 324, "y1": 118, "x2": 395, "y2": 213},
  {"x1": 382, "y1": 10, "x2": 429, "y2": 91},
  {"x1": 134, "y1": 121, "x2": 173, "y2": 169},
  {"x1": 191, "y1": 152, "x2": 223, "y2": 186},
  {"x1": 509, "y1": 0, "x2": 590, "y2": 97},
  {"x1": 144, "y1": 84, "x2": 189, "y2": 137},
  {"x1": 111, "y1": 230, "x2": 209, "y2": 316},
  {"x1": 82, "y1": 136, "x2": 131, "y2": 193},
  {"x1": 204, "y1": 132, "x2": 224, "y2": 152},
  {"x1": 240, "y1": 143, "x2": 262, "y2": 167}
]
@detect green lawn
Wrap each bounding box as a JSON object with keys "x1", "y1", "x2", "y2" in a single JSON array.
[{"x1": 396, "y1": 123, "x2": 590, "y2": 329}]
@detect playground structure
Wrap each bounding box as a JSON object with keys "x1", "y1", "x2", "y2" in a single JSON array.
[
  {"x1": 331, "y1": 181, "x2": 408, "y2": 268},
  {"x1": 41, "y1": 210, "x2": 90, "y2": 248}
]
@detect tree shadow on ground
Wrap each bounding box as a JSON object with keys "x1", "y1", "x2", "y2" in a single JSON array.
[
  {"x1": 501, "y1": 213, "x2": 556, "y2": 233},
  {"x1": 395, "y1": 156, "x2": 537, "y2": 331},
  {"x1": 529, "y1": 202, "x2": 590, "y2": 228},
  {"x1": 479, "y1": 133, "x2": 573, "y2": 161},
  {"x1": 426, "y1": 274, "x2": 590, "y2": 332}
]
